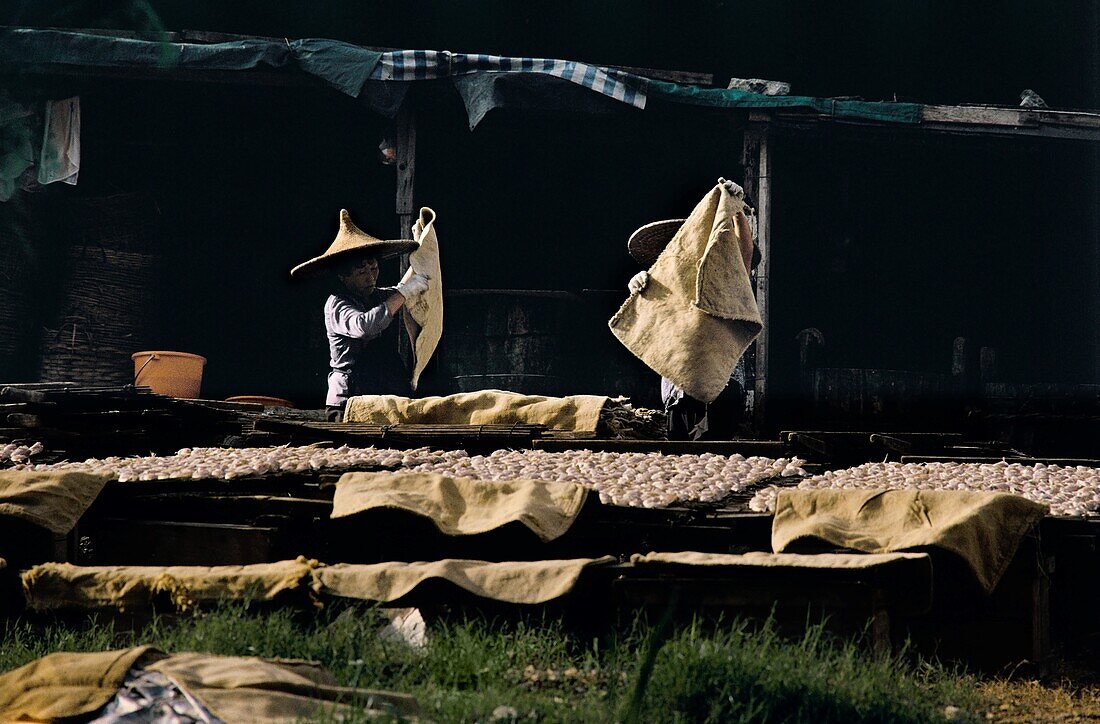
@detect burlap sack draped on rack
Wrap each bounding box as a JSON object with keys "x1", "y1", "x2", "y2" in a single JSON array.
[
  {"x1": 771, "y1": 489, "x2": 1048, "y2": 593},
  {"x1": 0, "y1": 469, "x2": 111, "y2": 535},
  {"x1": 332, "y1": 471, "x2": 589, "y2": 542},
  {"x1": 23, "y1": 558, "x2": 319, "y2": 612},
  {"x1": 314, "y1": 557, "x2": 616, "y2": 605},
  {"x1": 344, "y1": 389, "x2": 608, "y2": 432},
  {"x1": 609, "y1": 183, "x2": 762, "y2": 403},
  {"x1": 39, "y1": 193, "x2": 163, "y2": 386}
]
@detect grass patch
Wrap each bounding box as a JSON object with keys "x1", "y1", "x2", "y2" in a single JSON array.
[{"x1": 0, "y1": 605, "x2": 982, "y2": 722}]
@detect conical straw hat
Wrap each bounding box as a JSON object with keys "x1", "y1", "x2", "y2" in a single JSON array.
[
  {"x1": 627, "y1": 218, "x2": 686, "y2": 268},
  {"x1": 290, "y1": 209, "x2": 418, "y2": 278}
]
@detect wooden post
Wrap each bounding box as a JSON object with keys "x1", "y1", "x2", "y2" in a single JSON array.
[
  {"x1": 742, "y1": 113, "x2": 772, "y2": 430},
  {"x1": 395, "y1": 103, "x2": 417, "y2": 262},
  {"x1": 395, "y1": 103, "x2": 417, "y2": 367}
]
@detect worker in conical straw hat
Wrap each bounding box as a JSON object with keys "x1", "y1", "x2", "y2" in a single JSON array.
[
  {"x1": 624, "y1": 178, "x2": 760, "y2": 440},
  {"x1": 291, "y1": 209, "x2": 431, "y2": 422}
]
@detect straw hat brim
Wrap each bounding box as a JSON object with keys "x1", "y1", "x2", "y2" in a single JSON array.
[
  {"x1": 627, "y1": 218, "x2": 685, "y2": 268},
  {"x1": 290, "y1": 240, "x2": 418, "y2": 278},
  {"x1": 290, "y1": 208, "x2": 418, "y2": 279}
]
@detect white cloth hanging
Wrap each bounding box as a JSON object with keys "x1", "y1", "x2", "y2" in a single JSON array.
[{"x1": 38, "y1": 97, "x2": 80, "y2": 186}]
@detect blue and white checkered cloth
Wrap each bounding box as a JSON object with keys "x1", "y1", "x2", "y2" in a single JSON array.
[{"x1": 372, "y1": 50, "x2": 648, "y2": 109}]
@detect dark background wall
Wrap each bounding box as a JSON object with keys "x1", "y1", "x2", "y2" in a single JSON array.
[{"x1": 2, "y1": 1, "x2": 1098, "y2": 412}]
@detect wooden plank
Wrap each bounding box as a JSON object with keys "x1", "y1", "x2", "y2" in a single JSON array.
[
  {"x1": 176, "y1": 398, "x2": 265, "y2": 413},
  {"x1": 761, "y1": 108, "x2": 1100, "y2": 142},
  {"x1": 81, "y1": 519, "x2": 282, "y2": 565},
  {"x1": 922, "y1": 105, "x2": 1038, "y2": 127},
  {"x1": 924, "y1": 104, "x2": 1100, "y2": 132},
  {"x1": 781, "y1": 430, "x2": 964, "y2": 440},
  {"x1": 395, "y1": 103, "x2": 417, "y2": 368},
  {"x1": 742, "y1": 124, "x2": 771, "y2": 430},
  {"x1": 1035, "y1": 109, "x2": 1100, "y2": 128},
  {"x1": 35, "y1": 25, "x2": 182, "y2": 42},
  {"x1": 613, "y1": 578, "x2": 929, "y2": 618},
  {"x1": 532, "y1": 439, "x2": 791, "y2": 456},
  {"x1": 395, "y1": 103, "x2": 417, "y2": 220},
  {"x1": 600, "y1": 64, "x2": 712, "y2": 86},
  {"x1": 900, "y1": 455, "x2": 1100, "y2": 467}
]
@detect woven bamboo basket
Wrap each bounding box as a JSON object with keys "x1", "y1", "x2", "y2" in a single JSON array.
[{"x1": 39, "y1": 194, "x2": 162, "y2": 386}]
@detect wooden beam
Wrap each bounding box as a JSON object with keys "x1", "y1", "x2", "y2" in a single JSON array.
[
  {"x1": 395, "y1": 102, "x2": 417, "y2": 367},
  {"x1": 742, "y1": 119, "x2": 772, "y2": 430},
  {"x1": 921, "y1": 105, "x2": 1039, "y2": 127},
  {"x1": 20, "y1": 64, "x2": 323, "y2": 89},
  {"x1": 532, "y1": 439, "x2": 792, "y2": 456},
  {"x1": 761, "y1": 106, "x2": 1100, "y2": 142},
  {"x1": 600, "y1": 64, "x2": 713, "y2": 86},
  {"x1": 395, "y1": 103, "x2": 417, "y2": 227}
]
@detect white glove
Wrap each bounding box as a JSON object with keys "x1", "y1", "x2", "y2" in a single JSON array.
[
  {"x1": 396, "y1": 273, "x2": 430, "y2": 300},
  {"x1": 718, "y1": 176, "x2": 745, "y2": 199},
  {"x1": 628, "y1": 270, "x2": 649, "y2": 294}
]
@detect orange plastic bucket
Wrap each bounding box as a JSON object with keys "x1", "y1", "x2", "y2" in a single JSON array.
[{"x1": 132, "y1": 351, "x2": 206, "y2": 398}]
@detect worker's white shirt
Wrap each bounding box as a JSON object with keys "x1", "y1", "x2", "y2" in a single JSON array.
[{"x1": 324, "y1": 288, "x2": 396, "y2": 406}]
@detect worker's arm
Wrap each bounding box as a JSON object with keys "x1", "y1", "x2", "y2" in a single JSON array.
[
  {"x1": 718, "y1": 177, "x2": 756, "y2": 275},
  {"x1": 378, "y1": 271, "x2": 431, "y2": 317},
  {"x1": 326, "y1": 295, "x2": 394, "y2": 340},
  {"x1": 383, "y1": 292, "x2": 405, "y2": 316}
]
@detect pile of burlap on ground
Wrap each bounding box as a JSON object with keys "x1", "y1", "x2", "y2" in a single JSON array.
[
  {"x1": 333, "y1": 472, "x2": 589, "y2": 542},
  {"x1": 0, "y1": 646, "x2": 418, "y2": 723},
  {"x1": 22, "y1": 557, "x2": 319, "y2": 612},
  {"x1": 344, "y1": 389, "x2": 608, "y2": 432},
  {"x1": 608, "y1": 182, "x2": 762, "y2": 403},
  {"x1": 630, "y1": 550, "x2": 931, "y2": 571},
  {"x1": 401, "y1": 206, "x2": 442, "y2": 391},
  {"x1": 314, "y1": 557, "x2": 616, "y2": 605},
  {"x1": 772, "y1": 489, "x2": 1048, "y2": 593},
  {"x1": 0, "y1": 469, "x2": 112, "y2": 535}
]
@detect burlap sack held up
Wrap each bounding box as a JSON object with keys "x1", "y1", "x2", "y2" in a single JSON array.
[
  {"x1": 344, "y1": 389, "x2": 608, "y2": 432},
  {"x1": 333, "y1": 471, "x2": 589, "y2": 542},
  {"x1": 609, "y1": 183, "x2": 763, "y2": 403},
  {"x1": 772, "y1": 489, "x2": 1048, "y2": 594},
  {"x1": 401, "y1": 206, "x2": 443, "y2": 390}
]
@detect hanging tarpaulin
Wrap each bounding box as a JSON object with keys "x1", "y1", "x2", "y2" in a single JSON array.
[
  {"x1": 0, "y1": 28, "x2": 925, "y2": 127},
  {"x1": 0, "y1": 28, "x2": 290, "y2": 73},
  {"x1": 370, "y1": 50, "x2": 648, "y2": 109},
  {"x1": 0, "y1": 29, "x2": 380, "y2": 98},
  {"x1": 284, "y1": 38, "x2": 381, "y2": 96},
  {"x1": 0, "y1": 92, "x2": 35, "y2": 202}
]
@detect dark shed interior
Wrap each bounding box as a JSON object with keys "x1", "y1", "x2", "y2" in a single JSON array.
[
  {"x1": 2, "y1": 75, "x2": 752, "y2": 409},
  {"x1": 0, "y1": 6, "x2": 1097, "y2": 433}
]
